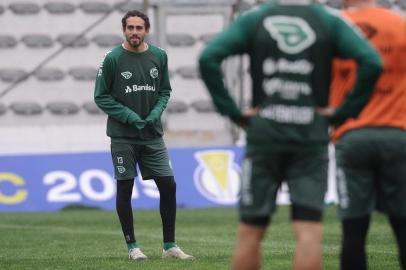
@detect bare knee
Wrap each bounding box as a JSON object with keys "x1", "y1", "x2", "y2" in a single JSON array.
[{"x1": 239, "y1": 223, "x2": 267, "y2": 240}]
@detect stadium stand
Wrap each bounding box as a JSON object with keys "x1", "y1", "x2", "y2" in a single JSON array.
[
  {"x1": 0, "y1": 0, "x2": 364, "y2": 152},
  {"x1": 34, "y1": 67, "x2": 65, "y2": 81},
  {"x1": 0, "y1": 68, "x2": 27, "y2": 82},
  {"x1": 92, "y1": 33, "x2": 123, "y2": 47},
  {"x1": 115, "y1": 1, "x2": 144, "y2": 12},
  {"x1": 82, "y1": 100, "x2": 103, "y2": 115},
  {"x1": 161, "y1": 99, "x2": 188, "y2": 130},
  {"x1": 0, "y1": 35, "x2": 18, "y2": 48},
  {"x1": 190, "y1": 99, "x2": 216, "y2": 113},
  {"x1": 68, "y1": 66, "x2": 97, "y2": 81},
  {"x1": 0, "y1": 102, "x2": 7, "y2": 115},
  {"x1": 43, "y1": 2, "x2": 76, "y2": 14},
  {"x1": 199, "y1": 33, "x2": 218, "y2": 44},
  {"x1": 399, "y1": 0, "x2": 406, "y2": 9},
  {"x1": 57, "y1": 33, "x2": 90, "y2": 47},
  {"x1": 0, "y1": 0, "x2": 244, "y2": 153},
  {"x1": 46, "y1": 101, "x2": 80, "y2": 115},
  {"x1": 21, "y1": 34, "x2": 54, "y2": 48},
  {"x1": 166, "y1": 100, "x2": 189, "y2": 114},
  {"x1": 79, "y1": 2, "x2": 112, "y2": 14},
  {"x1": 9, "y1": 2, "x2": 41, "y2": 15},
  {"x1": 10, "y1": 101, "x2": 43, "y2": 115},
  {"x1": 376, "y1": 0, "x2": 395, "y2": 8},
  {"x1": 166, "y1": 33, "x2": 196, "y2": 47},
  {"x1": 176, "y1": 66, "x2": 200, "y2": 79}
]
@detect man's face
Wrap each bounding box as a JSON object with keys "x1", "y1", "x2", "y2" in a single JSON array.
[{"x1": 123, "y1": 16, "x2": 149, "y2": 49}]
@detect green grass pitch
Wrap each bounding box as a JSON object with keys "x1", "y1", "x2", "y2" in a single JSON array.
[{"x1": 0, "y1": 206, "x2": 400, "y2": 270}]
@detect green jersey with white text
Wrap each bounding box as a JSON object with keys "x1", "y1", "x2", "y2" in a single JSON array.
[
  {"x1": 199, "y1": 2, "x2": 382, "y2": 151},
  {"x1": 94, "y1": 44, "x2": 171, "y2": 143}
]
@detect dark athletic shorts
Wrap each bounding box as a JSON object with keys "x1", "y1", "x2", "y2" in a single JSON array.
[
  {"x1": 110, "y1": 139, "x2": 173, "y2": 180},
  {"x1": 336, "y1": 127, "x2": 406, "y2": 219},
  {"x1": 239, "y1": 148, "x2": 328, "y2": 221}
]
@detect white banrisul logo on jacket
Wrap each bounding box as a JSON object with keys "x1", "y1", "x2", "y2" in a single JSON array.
[
  {"x1": 125, "y1": 84, "x2": 156, "y2": 93},
  {"x1": 121, "y1": 71, "x2": 132, "y2": 79}
]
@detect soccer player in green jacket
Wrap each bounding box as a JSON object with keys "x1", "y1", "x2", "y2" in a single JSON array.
[
  {"x1": 94, "y1": 10, "x2": 193, "y2": 260},
  {"x1": 199, "y1": 1, "x2": 383, "y2": 269}
]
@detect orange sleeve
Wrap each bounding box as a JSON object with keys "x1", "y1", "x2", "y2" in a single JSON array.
[
  {"x1": 329, "y1": 59, "x2": 357, "y2": 108},
  {"x1": 329, "y1": 7, "x2": 406, "y2": 142}
]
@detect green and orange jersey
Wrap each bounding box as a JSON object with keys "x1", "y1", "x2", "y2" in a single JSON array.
[{"x1": 330, "y1": 6, "x2": 406, "y2": 142}]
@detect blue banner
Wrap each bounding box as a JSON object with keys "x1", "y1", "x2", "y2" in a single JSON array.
[{"x1": 0, "y1": 146, "x2": 245, "y2": 212}]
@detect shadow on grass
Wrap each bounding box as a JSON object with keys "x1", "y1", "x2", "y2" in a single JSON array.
[{"x1": 60, "y1": 204, "x2": 102, "y2": 211}]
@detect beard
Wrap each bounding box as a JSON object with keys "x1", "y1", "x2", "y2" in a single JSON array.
[{"x1": 127, "y1": 35, "x2": 144, "y2": 49}]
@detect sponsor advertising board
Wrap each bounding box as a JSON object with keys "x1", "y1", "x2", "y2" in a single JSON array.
[{"x1": 0, "y1": 146, "x2": 337, "y2": 212}]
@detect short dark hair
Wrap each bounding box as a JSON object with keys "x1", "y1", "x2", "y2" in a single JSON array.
[{"x1": 122, "y1": 10, "x2": 150, "y2": 30}]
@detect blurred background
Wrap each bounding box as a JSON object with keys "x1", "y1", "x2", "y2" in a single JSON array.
[
  {"x1": 0, "y1": 0, "x2": 259, "y2": 212},
  {"x1": 0, "y1": 0, "x2": 403, "y2": 211},
  {"x1": 0, "y1": 0, "x2": 258, "y2": 155}
]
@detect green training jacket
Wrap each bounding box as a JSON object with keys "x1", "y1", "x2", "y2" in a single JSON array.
[
  {"x1": 199, "y1": 1, "x2": 383, "y2": 151},
  {"x1": 94, "y1": 44, "x2": 171, "y2": 144}
]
